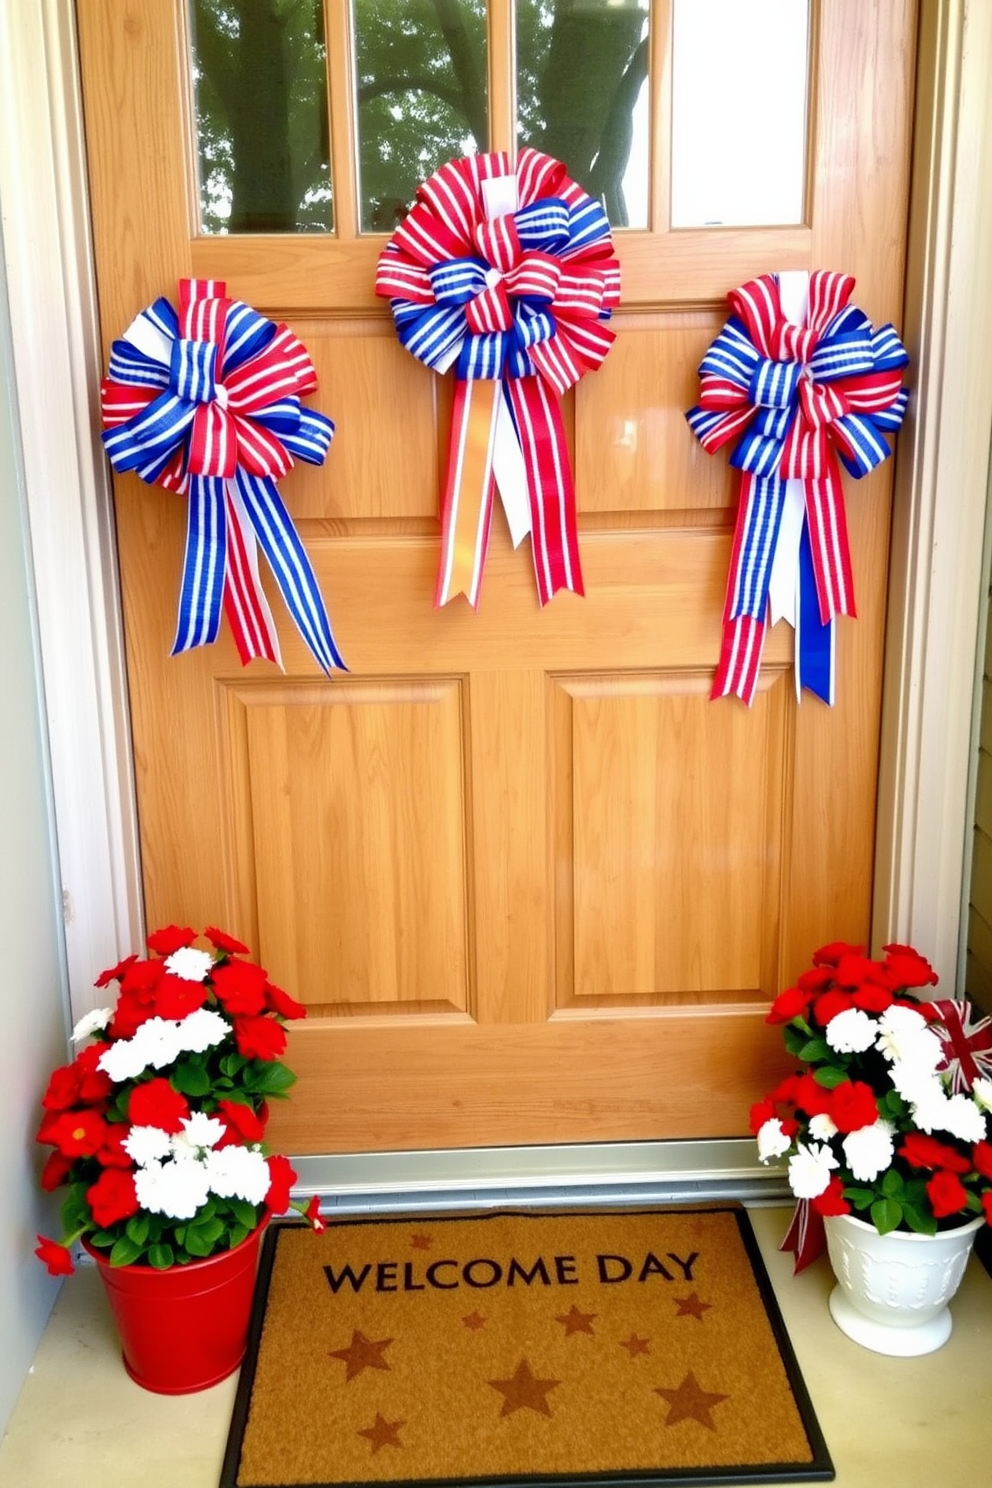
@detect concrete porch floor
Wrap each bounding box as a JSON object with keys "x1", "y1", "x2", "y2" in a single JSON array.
[{"x1": 1, "y1": 1207, "x2": 990, "y2": 1487}]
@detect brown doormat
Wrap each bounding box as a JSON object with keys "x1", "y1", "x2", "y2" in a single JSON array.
[{"x1": 221, "y1": 1206, "x2": 833, "y2": 1488}]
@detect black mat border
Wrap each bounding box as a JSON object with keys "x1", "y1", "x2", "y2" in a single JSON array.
[{"x1": 220, "y1": 1204, "x2": 834, "y2": 1488}]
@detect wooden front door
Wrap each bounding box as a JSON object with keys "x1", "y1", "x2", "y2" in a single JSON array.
[{"x1": 76, "y1": 0, "x2": 917, "y2": 1154}]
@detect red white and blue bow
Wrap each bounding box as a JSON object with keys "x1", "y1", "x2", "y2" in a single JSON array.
[
  {"x1": 925, "y1": 999, "x2": 992, "y2": 1094},
  {"x1": 686, "y1": 271, "x2": 909, "y2": 705},
  {"x1": 375, "y1": 150, "x2": 621, "y2": 608},
  {"x1": 100, "y1": 278, "x2": 345, "y2": 675}
]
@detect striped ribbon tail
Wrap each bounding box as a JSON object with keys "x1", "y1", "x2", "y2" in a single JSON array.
[
  {"x1": 436, "y1": 377, "x2": 500, "y2": 608},
  {"x1": 222, "y1": 481, "x2": 282, "y2": 668},
  {"x1": 795, "y1": 518, "x2": 834, "y2": 704},
  {"x1": 505, "y1": 376, "x2": 583, "y2": 604},
  {"x1": 780, "y1": 1199, "x2": 826, "y2": 1274},
  {"x1": 235, "y1": 470, "x2": 346, "y2": 676},
  {"x1": 172, "y1": 476, "x2": 227, "y2": 657},
  {"x1": 711, "y1": 472, "x2": 788, "y2": 704}
]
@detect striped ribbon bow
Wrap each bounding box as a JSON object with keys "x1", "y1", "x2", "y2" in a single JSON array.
[
  {"x1": 925, "y1": 999, "x2": 992, "y2": 1094},
  {"x1": 686, "y1": 271, "x2": 909, "y2": 705},
  {"x1": 100, "y1": 278, "x2": 345, "y2": 675},
  {"x1": 376, "y1": 149, "x2": 621, "y2": 609}
]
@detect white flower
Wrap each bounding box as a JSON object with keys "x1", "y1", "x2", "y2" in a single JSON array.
[
  {"x1": 809, "y1": 1112, "x2": 840, "y2": 1141},
  {"x1": 973, "y1": 1077, "x2": 992, "y2": 1114},
  {"x1": 123, "y1": 1125, "x2": 173, "y2": 1167},
  {"x1": 137, "y1": 1017, "x2": 185, "y2": 1070},
  {"x1": 98, "y1": 1034, "x2": 153, "y2": 1083},
  {"x1": 164, "y1": 946, "x2": 215, "y2": 982},
  {"x1": 875, "y1": 1006, "x2": 943, "y2": 1070},
  {"x1": 939, "y1": 1093, "x2": 987, "y2": 1144},
  {"x1": 825, "y1": 1007, "x2": 877, "y2": 1054},
  {"x1": 888, "y1": 1059, "x2": 944, "y2": 1105},
  {"x1": 756, "y1": 1118, "x2": 793, "y2": 1162},
  {"x1": 788, "y1": 1141, "x2": 839, "y2": 1200},
  {"x1": 177, "y1": 1008, "x2": 230, "y2": 1054},
  {"x1": 134, "y1": 1157, "x2": 211, "y2": 1220},
  {"x1": 176, "y1": 1113, "x2": 225, "y2": 1153},
  {"x1": 842, "y1": 1120, "x2": 895, "y2": 1182},
  {"x1": 71, "y1": 1007, "x2": 112, "y2": 1043},
  {"x1": 204, "y1": 1145, "x2": 270, "y2": 1205}
]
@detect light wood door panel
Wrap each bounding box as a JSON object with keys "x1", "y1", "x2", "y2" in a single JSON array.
[{"x1": 76, "y1": 0, "x2": 918, "y2": 1152}]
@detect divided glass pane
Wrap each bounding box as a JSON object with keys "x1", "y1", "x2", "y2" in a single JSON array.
[
  {"x1": 515, "y1": 0, "x2": 650, "y2": 229},
  {"x1": 188, "y1": 0, "x2": 333, "y2": 234},
  {"x1": 354, "y1": 0, "x2": 489, "y2": 233},
  {"x1": 671, "y1": 0, "x2": 810, "y2": 228}
]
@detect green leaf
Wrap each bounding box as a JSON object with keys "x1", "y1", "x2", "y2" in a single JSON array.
[
  {"x1": 228, "y1": 1197, "x2": 261, "y2": 1230},
  {"x1": 189, "y1": 1217, "x2": 226, "y2": 1246},
  {"x1": 86, "y1": 1229, "x2": 117, "y2": 1250},
  {"x1": 184, "y1": 1228, "x2": 217, "y2": 1258},
  {"x1": 126, "y1": 1214, "x2": 150, "y2": 1246},
  {"x1": 171, "y1": 1060, "x2": 212, "y2": 1097},
  {"x1": 227, "y1": 1223, "x2": 250, "y2": 1250},
  {"x1": 813, "y1": 1065, "x2": 850, "y2": 1088},
  {"x1": 148, "y1": 1243, "x2": 175, "y2": 1269},
  {"x1": 901, "y1": 1203, "x2": 938, "y2": 1236},
  {"x1": 783, "y1": 1026, "x2": 809, "y2": 1057},
  {"x1": 245, "y1": 1061, "x2": 297, "y2": 1096},
  {"x1": 220, "y1": 1053, "x2": 247, "y2": 1078},
  {"x1": 109, "y1": 1234, "x2": 144, "y2": 1267},
  {"x1": 879, "y1": 1089, "x2": 909, "y2": 1119},
  {"x1": 842, "y1": 1187, "x2": 876, "y2": 1211},
  {"x1": 881, "y1": 1169, "x2": 905, "y2": 1198},
  {"x1": 870, "y1": 1197, "x2": 904, "y2": 1235},
  {"x1": 798, "y1": 1038, "x2": 831, "y2": 1063}
]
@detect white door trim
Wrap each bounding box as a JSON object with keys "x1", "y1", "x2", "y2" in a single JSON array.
[{"x1": 1, "y1": 0, "x2": 987, "y2": 1134}]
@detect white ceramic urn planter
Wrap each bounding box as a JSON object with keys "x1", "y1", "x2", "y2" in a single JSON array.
[{"x1": 823, "y1": 1211, "x2": 984, "y2": 1356}]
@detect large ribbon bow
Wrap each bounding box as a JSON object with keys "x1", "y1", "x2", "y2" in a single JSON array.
[
  {"x1": 686, "y1": 271, "x2": 909, "y2": 705},
  {"x1": 100, "y1": 278, "x2": 345, "y2": 675},
  {"x1": 375, "y1": 149, "x2": 621, "y2": 608}
]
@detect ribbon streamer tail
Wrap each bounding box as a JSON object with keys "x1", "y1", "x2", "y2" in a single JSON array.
[
  {"x1": 222, "y1": 480, "x2": 283, "y2": 669},
  {"x1": 780, "y1": 1199, "x2": 827, "y2": 1274},
  {"x1": 795, "y1": 519, "x2": 835, "y2": 703},
  {"x1": 505, "y1": 376, "x2": 583, "y2": 606},
  {"x1": 171, "y1": 475, "x2": 227, "y2": 657},
  {"x1": 235, "y1": 470, "x2": 346, "y2": 676},
  {"x1": 437, "y1": 377, "x2": 499, "y2": 608}
]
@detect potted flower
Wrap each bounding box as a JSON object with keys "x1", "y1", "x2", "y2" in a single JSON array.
[
  {"x1": 34, "y1": 924, "x2": 324, "y2": 1393},
  {"x1": 751, "y1": 941, "x2": 992, "y2": 1355}
]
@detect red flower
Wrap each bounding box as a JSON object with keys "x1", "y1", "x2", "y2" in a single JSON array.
[
  {"x1": 74, "y1": 1044, "x2": 114, "y2": 1103},
  {"x1": 233, "y1": 1014, "x2": 287, "y2": 1062},
  {"x1": 35, "y1": 1236, "x2": 74, "y2": 1276},
  {"x1": 266, "y1": 983, "x2": 307, "y2": 1020},
  {"x1": 86, "y1": 1168, "x2": 139, "y2": 1228},
  {"x1": 45, "y1": 1109, "x2": 110, "y2": 1158},
  {"x1": 153, "y1": 972, "x2": 209, "y2": 1020},
  {"x1": 40, "y1": 1150, "x2": 74, "y2": 1191},
  {"x1": 128, "y1": 1078, "x2": 189, "y2": 1134},
  {"x1": 96, "y1": 1125, "x2": 134, "y2": 1169},
  {"x1": 813, "y1": 941, "x2": 864, "y2": 967},
  {"x1": 95, "y1": 953, "x2": 138, "y2": 988},
  {"x1": 983, "y1": 1192, "x2": 992, "y2": 1226},
  {"x1": 972, "y1": 1141, "x2": 992, "y2": 1180},
  {"x1": 204, "y1": 926, "x2": 251, "y2": 955},
  {"x1": 305, "y1": 1195, "x2": 327, "y2": 1231},
  {"x1": 881, "y1": 945, "x2": 939, "y2": 991},
  {"x1": 793, "y1": 1073, "x2": 832, "y2": 1118},
  {"x1": 766, "y1": 986, "x2": 810, "y2": 1024},
  {"x1": 265, "y1": 1154, "x2": 297, "y2": 1213},
  {"x1": 852, "y1": 982, "x2": 894, "y2": 1014},
  {"x1": 147, "y1": 924, "x2": 198, "y2": 956},
  {"x1": 926, "y1": 1169, "x2": 969, "y2": 1219},
  {"x1": 797, "y1": 966, "x2": 835, "y2": 992},
  {"x1": 833, "y1": 953, "x2": 885, "y2": 988},
  {"x1": 749, "y1": 1099, "x2": 777, "y2": 1134},
  {"x1": 812, "y1": 989, "x2": 855, "y2": 1026},
  {"x1": 41, "y1": 1064, "x2": 84, "y2": 1112},
  {"x1": 829, "y1": 1081, "x2": 878, "y2": 1134},
  {"x1": 212, "y1": 960, "x2": 269, "y2": 1016},
  {"x1": 811, "y1": 1176, "x2": 851, "y2": 1217},
  {"x1": 899, "y1": 1132, "x2": 972, "y2": 1174},
  {"x1": 216, "y1": 1099, "x2": 267, "y2": 1145}
]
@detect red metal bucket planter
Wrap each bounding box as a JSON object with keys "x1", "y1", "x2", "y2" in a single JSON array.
[{"x1": 84, "y1": 1218, "x2": 268, "y2": 1394}]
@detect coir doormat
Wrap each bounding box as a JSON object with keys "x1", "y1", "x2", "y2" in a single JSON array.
[{"x1": 221, "y1": 1206, "x2": 833, "y2": 1488}]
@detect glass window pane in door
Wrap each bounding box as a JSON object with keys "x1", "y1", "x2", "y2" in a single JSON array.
[
  {"x1": 354, "y1": 0, "x2": 489, "y2": 233},
  {"x1": 671, "y1": 0, "x2": 810, "y2": 227},
  {"x1": 188, "y1": 0, "x2": 333, "y2": 234},
  {"x1": 516, "y1": 0, "x2": 650, "y2": 229}
]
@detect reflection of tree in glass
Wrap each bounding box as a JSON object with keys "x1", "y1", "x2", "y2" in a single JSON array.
[
  {"x1": 190, "y1": 0, "x2": 648, "y2": 235},
  {"x1": 190, "y1": 0, "x2": 332, "y2": 233}
]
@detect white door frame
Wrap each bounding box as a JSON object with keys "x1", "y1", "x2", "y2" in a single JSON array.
[{"x1": 2, "y1": 0, "x2": 990, "y2": 1186}]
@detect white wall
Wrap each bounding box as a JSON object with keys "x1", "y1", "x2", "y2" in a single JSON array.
[{"x1": 0, "y1": 241, "x2": 72, "y2": 1434}]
